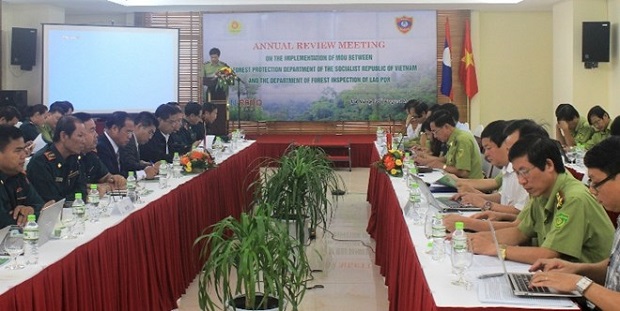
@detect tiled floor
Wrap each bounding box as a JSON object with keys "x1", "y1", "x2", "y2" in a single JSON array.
[{"x1": 176, "y1": 168, "x2": 389, "y2": 310}]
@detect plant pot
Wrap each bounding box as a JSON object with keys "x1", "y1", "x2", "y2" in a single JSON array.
[{"x1": 228, "y1": 294, "x2": 282, "y2": 311}]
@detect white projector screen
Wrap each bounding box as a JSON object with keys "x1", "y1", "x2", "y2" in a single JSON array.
[{"x1": 42, "y1": 24, "x2": 179, "y2": 113}]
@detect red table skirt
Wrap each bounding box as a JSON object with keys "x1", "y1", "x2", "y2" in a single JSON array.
[
  {"x1": 0, "y1": 144, "x2": 259, "y2": 311},
  {"x1": 366, "y1": 147, "x2": 575, "y2": 311}
]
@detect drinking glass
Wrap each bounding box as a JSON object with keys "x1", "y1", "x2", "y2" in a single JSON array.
[
  {"x1": 239, "y1": 129, "x2": 246, "y2": 141},
  {"x1": 61, "y1": 208, "x2": 77, "y2": 239},
  {"x1": 158, "y1": 164, "x2": 169, "y2": 189},
  {"x1": 3, "y1": 225, "x2": 24, "y2": 270},
  {"x1": 99, "y1": 193, "x2": 111, "y2": 217},
  {"x1": 450, "y1": 242, "x2": 474, "y2": 289}
]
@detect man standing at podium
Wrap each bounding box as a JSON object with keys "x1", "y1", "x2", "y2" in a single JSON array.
[{"x1": 203, "y1": 47, "x2": 229, "y2": 101}]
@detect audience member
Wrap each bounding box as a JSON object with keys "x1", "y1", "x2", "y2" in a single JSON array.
[
  {"x1": 97, "y1": 111, "x2": 134, "y2": 176},
  {"x1": 140, "y1": 104, "x2": 183, "y2": 163},
  {"x1": 27, "y1": 116, "x2": 87, "y2": 202},
  {"x1": 469, "y1": 135, "x2": 613, "y2": 264},
  {"x1": 39, "y1": 104, "x2": 67, "y2": 143},
  {"x1": 74, "y1": 113, "x2": 126, "y2": 192},
  {"x1": 202, "y1": 102, "x2": 219, "y2": 135},
  {"x1": 611, "y1": 116, "x2": 620, "y2": 137},
  {"x1": 416, "y1": 110, "x2": 483, "y2": 178},
  {"x1": 0, "y1": 126, "x2": 45, "y2": 227},
  {"x1": 0, "y1": 106, "x2": 21, "y2": 126},
  {"x1": 119, "y1": 112, "x2": 159, "y2": 180},
  {"x1": 584, "y1": 105, "x2": 611, "y2": 149},
  {"x1": 50, "y1": 100, "x2": 74, "y2": 115},
  {"x1": 172, "y1": 102, "x2": 204, "y2": 155},
  {"x1": 555, "y1": 103, "x2": 593, "y2": 148},
  {"x1": 441, "y1": 102, "x2": 469, "y2": 131},
  {"x1": 20, "y1": 104, "x2": 47, "y2": 142},
  {"x1": 529, "y1": 136, "x2": 620, "y2": 310}
]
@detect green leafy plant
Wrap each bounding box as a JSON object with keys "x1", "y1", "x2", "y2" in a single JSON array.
[
  {"x1": 195, "y1": 204, "x2": 310, "y2": 311},
  {"x1": 257, "y1": 145, "x2": 345, "y2": 242}
]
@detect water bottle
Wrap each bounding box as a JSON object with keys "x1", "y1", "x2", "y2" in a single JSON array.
[
  {"x1": 431, "y1": 213, "x2": 446, "y2": 260},
  {"x1": 452, "y1": 221, "x2": 467, "y2": 252},
  {"x1": 408, "y1": 183, "x2": 424, "y2": 225},
  {"x1": 172, "y1": 152, "x2": 181, "y2": 178},
  {"x1": 126, "y1": 171, "x2": 137, "y2": 203},
  {"x1": 72, "y1": 193, "x2": 86, "y2": 236},
  {"x1": 23, "y1": 214, "x2": 39, "y2": 265},
  {"x1": 88, "y1": 184, "x2": 100, "y2": 222}
]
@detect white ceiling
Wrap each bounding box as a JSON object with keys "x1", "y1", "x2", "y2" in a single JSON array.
[{"x1": 3, "y1": 0, "x2": 565, "y2": 14}]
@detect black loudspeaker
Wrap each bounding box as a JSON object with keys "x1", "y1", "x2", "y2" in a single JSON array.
[
  {"x1": 582, "y1": 21, "x2": 610, "y2": 63},
  {"x1": 11, "y1": 27, "x2": 37, "y2": 71}
]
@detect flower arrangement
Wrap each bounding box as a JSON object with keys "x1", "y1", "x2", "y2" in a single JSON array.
[
  {"x1": 180, "y1": 149, "x2": 216, "y2": 174},
  {"x1": 216, "y1": 66, "x2": 236, "y2": 90},
  {"x1": 374, "y1": 149, "x2": 404, "y2": 177}
]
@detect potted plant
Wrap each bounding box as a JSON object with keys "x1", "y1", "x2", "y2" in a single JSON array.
[
  {"x1": 256, "y1": 145, "x2": 345, "y2": 242},
  {"x1": 195, "y1": 204, "x2": 311, "y2": 311}
]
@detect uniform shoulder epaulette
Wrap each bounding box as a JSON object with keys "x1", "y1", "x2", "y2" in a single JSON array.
[{"x1": 44, "y1": 151, "x2": 56, "y2": 161}]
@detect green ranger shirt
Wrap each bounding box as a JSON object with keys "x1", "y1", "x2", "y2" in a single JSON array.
[
  {"x1": 0, "y1": 172, "x2": 44, "y2": 228},
  {"x1": 26, "y1": 144, "x2": 87, "y2": 202},
  {"x1": 444, "y1": 128, "x2": 484, "y2": 179},
  {"x1": 572, "y1": 118, "x2": 594, "y2": 146},
  {"x1": 80, "y1": 152, "x2": 109, "y2": 184},
  {"x1": 517, "y1": 173, "x2": 614, "y2": 263},
  {"x1": 39, "y1": 124, "x2": 54, "y2": 144},
  {"x1": 583, "y1": 122, "x2": 611, "y2": 150}
]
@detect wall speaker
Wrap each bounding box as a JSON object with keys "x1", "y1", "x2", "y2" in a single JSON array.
[
  {"x1": 11, "y1": 27, "x2": 37, "y2": 71},
  {"x1": 0, "y1": 90, "x2": 28, "y2": 117},
  {"x1": 582, "y1": 21, "x2": 610, "y2": 63}
]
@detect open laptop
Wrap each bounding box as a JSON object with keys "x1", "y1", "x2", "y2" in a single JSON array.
[
  {"x1": 487, "y1": 220, "x2": 580, "y2": 298},
  {"x1": 38, "y1": 199, "x2": 65, "y2": 246},
  {"x1": 435, "y1": 197, "x2": 482, "y2": 212},
  {"x1": 410, "y1": 175, "x2": 461, "y2": 213}
]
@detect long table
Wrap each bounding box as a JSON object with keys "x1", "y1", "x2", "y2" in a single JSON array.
[
  {"x1": 366, "y1": 145, "x2": 579, "y2": 311},
  {"x1": 0, "y1": 142, "x2": 259, "y2": 310}
]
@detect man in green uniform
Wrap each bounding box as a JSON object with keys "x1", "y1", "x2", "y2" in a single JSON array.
[
  {"x1": 39, "y1": 104, "x2": 67, "y2": 144},
  {"x1": 417, "y1": 110, "x2": 483, "y2": 179},
  {"x1": 0, "y1": 126, "x2": 44, "y2": 227},
  {"x1": 584, "y1": 105, "x2": 611, "y2": 149},
  {"x1": 203, "y1": 47, "x2": 229, "y2": 101},
  {"x1": 555, "y1": 103, "x2": 593, "y2": 148},
  {"x1": 27, "y1": 116, "x2": 87, "y2": 202},
  {"x1": 469, "y1": 136, "x2": 614, "y2": 264}
]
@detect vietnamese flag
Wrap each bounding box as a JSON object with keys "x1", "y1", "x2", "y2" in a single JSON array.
[
  {"x1": 459, "y1": 19, "x2": 478, "y2": 99},
  {"x1": 440, "y1": 17, "x2": 453, "y2": 100}
]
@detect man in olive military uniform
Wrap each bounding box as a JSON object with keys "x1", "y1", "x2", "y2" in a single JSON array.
[
  {"x1": 469, "y1": 136, "x2": 614, "y2": 264},
  {"x1": 27, "y1": 116, "x2": 87, "y2": 202},
  {"x1": 555, "y1": 103, "x2": 593, "y2": 148},
  {"x1": 0, "y1": 126, "x2": 44, "y2": 227}
]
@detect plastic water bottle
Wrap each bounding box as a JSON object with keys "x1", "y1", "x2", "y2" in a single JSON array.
[
  {"x1": 126, "y1": 171, "x2": 137, "y2": 203},
  {"x1": 408, "y1": 183, "x2": 424, "y2": 225},
  {"x1": 452, "y1": 221, "x2": 467, "y2": 252},
  {"x1": 431, "y1": 213, "x2": 446, "y2": 260},
  {"x1": 88, "y1": 184, "x2": 100, "y2": 222},
  {"x1": 72, "y1": 193, "x2": 86, "y2": 236},
  {"x1": 23, "y1": 214, "x2": 39, "y2": 265},
  {"x1": 172, "y1": 152, "x2": 181, "y2": 178}
]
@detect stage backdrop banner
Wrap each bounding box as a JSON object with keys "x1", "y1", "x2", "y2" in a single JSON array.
[{"x1": 203, "y1": 11, "x2": 437, "y2": 122}]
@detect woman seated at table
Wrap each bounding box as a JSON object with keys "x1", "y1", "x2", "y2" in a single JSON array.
[
  {"x1": 529, "y1": 136, "x2": 620, "y2": 310},
  {"x1": 415, "y1": 110, "x2": 483, "y2": 179}
]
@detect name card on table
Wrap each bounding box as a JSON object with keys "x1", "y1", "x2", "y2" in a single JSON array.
[{"x1": 111, "y1": 197, "x2": 135, "y2": 216}]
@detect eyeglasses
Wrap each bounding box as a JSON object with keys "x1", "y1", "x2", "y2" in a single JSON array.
[
  {"x1": 515, "y1": 166, "x2": 536, "y2": 179},
  {"x1": 430, "y1": 127, "x2": 441, "y2": 136},
  {"x1": 587, "y1": 172, "x2": 618, "y2": 194}
]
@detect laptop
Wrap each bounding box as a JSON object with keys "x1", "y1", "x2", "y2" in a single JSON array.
[
  {"x1": 487, "y1": 220, "x2": 580, "y2": 298},
  {"x1": 37, "y1": 199, "x2": 65, "y2": 246},
  {"x1": 410, "y1": 175, "x2": 459, "y2": 213},
  {"x1": 435, "y1": 197, "x2": 482, "y2": 212}
]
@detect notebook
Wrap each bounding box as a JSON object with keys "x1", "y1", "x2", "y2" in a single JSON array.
[
  {"x1": 37, "y1": 199, "x2": 65, "y2": 246},
  {"x1": 436, "y1": 197, "x2": 482, "y2": 212},
  {"x1": 486, "y1": 220, "x2": 580, "y2": 298}
]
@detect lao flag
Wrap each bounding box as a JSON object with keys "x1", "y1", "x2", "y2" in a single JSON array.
[{"x1": 440, "y1": 18, "x2": 453, "y2": 100}]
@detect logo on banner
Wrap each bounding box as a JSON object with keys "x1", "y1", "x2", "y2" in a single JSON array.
[
  {"x1": 228, "y1": 20, "x2": 242, "y2": 34},
  {"x1": 396, "y1": 16, "x2": 414, "y2": 34}
]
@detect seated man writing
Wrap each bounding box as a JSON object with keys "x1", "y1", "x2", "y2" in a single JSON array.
[{"x1": 469, "y1": 135, "x2": 614, "y2": 264}]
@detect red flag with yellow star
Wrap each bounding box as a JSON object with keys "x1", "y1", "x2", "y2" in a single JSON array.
[{"x1": 459, "y1": 19, "x2": 478, "y2": 99}]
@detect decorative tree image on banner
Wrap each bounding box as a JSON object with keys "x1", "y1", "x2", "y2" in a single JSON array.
[{"x1": 203, "y1": 11, "x2": 437, "y2": 121}]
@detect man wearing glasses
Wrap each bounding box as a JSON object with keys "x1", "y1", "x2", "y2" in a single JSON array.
[
  {"x1": 469, "y1": 135, "x2": 614, "y2": 264},
  {"x1": 528, "y1": 136, "x2": 620, "y2": 310}
]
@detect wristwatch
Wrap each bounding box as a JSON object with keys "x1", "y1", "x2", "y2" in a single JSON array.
[
  {"x1": 575, "y1": 276, "x2": 593, "y2": 295},
  {"x1": 499, "y1": 244, "x2": 507, "y2": 260},
  {"x1": 442, "y1": 164, "x2": 447, "y2": 170},
  {"x1": 482, "y1": 201, "x2": 493, "y2": 211}
]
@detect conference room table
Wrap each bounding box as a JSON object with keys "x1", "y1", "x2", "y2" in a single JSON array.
[
  {"x1": 366, "y1": 143, "x2": 579, "y2": 311},
  {"x1": 0, "y1": 141, "x2": 259, "y2": 310}
]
